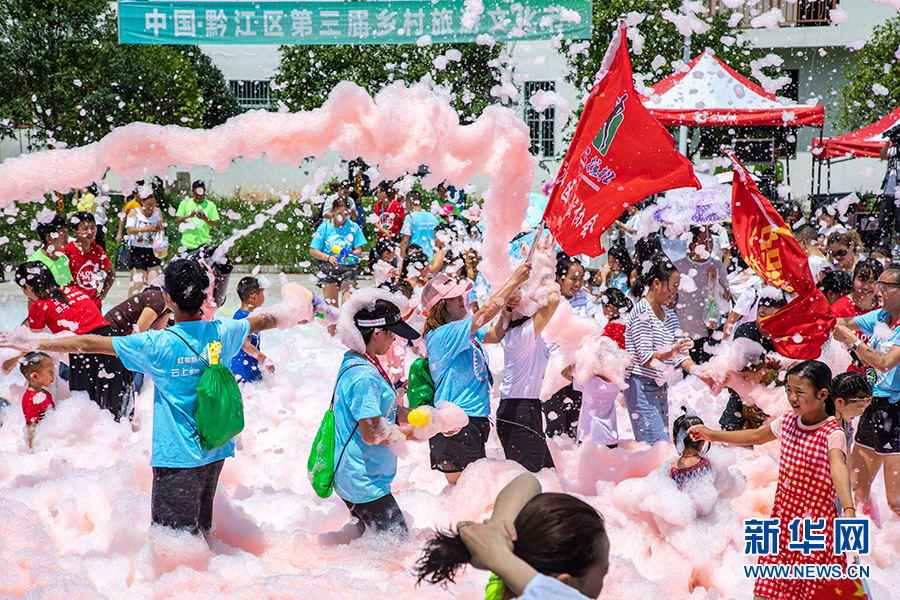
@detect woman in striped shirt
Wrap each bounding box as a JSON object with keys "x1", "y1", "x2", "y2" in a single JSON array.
[{"x1": 624, "y1": 258, "x2": 706, "y2": 444}]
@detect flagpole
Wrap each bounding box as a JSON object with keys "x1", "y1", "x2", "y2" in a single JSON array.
[{"x1": 525, "y1": 220, "x2": 545, "y2": 262}]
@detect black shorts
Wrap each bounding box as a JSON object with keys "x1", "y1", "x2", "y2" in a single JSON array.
[
  {"x1": 429, "y1": 416, "x2": 491, "y2": 473},
  {"x1": 497, "y1": 398, "x2": 555, "y2": 472},
  {"x1": 316, "y1": 261, "x2": 358, "y2": 286},
  {"x1": 130, "y1": 246, "x2": 161, "y2": 271},
  {"x1": 151, "y1": 459, "x2": 225, "y2": 535},
  {"x1": 342, "y1": 493, "x2": 407, "y2": 536},
  {"x1": 69, "y1": 326, "x2": 134, "y2": 422},
  {"x1": 543, "y1": 384, "x2": 582, "y2": 439},
  {"x1": 855, "y1": 397, "x2": 900, "y2": 455}
]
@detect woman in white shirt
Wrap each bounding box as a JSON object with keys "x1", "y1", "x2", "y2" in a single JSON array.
[
  {"x1": 125, "y1": 193, "x2": 164, "y2": 298},
  {"x1": 494, "y1": 292, "x2": 560, "y2": 472}
]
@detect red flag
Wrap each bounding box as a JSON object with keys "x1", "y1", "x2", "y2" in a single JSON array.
[
  {"x1": 727, "y1": 150, "x2": 835, "y2": 359},
  {"x1": 809, "y1": 578, "x2": 868, "y2": 600},
  {"x1": 542, "y1": 22, "x2": 699, "y2": 257}
]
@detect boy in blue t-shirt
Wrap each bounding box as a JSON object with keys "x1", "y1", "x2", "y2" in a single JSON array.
[
  {"x1": 0, "y1": 258, "x2": 307, "y2": 537},
  {"x1": 230, "y1": 277, "x2": 270, "y2": 383}
]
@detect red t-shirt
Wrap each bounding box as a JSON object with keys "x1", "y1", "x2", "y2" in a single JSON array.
[
  {"x1": 28, "y1": 286, "x2": 110, "y2": 334},
  {"x1": 22, "y1": 388, "x2": 54, "y2": 424},
  {"x1": 831, "y1": 295, "x2": 878, "y2": 319},
  {"x1": 374, "y1": 199, "x2": 406, "y2": 239},
  {"x1": 64, "y1": 241, "x2": 111, "y2": 304},
  {"x1": 603, "y1": 321, "x2": 626, "y2": 350}
]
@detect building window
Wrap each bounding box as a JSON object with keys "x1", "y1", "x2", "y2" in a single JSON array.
[
  {"x1": 706, "y1": 0, "x2": 837, "y2": 27},
  {"x1": 524, "y1": 81, "x2": 555, "y2": 158},
  {"x1": 229, "y1": 79, "x2": 271, "y2": 110}
]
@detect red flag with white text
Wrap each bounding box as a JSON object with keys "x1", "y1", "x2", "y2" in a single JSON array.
[
  {"x1": 542, "y1": 22, "x2": 700, "y2": 257},
  {"x1": 727, "y1": 150, "x2": 835, "y2": 359}
]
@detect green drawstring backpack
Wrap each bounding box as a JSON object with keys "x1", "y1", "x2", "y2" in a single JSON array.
[
  {"x1": 168, "y1": 330, "x2": 244, "y2": 450},
  {"x1": 407, "y1": 358, "x2": 436, "y2": 409},
  {"x1": 308, "y1": 365, "x2": 362, "y2": 499}
]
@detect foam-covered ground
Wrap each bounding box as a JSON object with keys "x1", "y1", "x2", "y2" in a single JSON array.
[{"x1": 1, "y1": 287, "x2": 898, "y2": 599}]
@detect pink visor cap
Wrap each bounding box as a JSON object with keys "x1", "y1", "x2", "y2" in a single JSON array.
[{"x1": 421, "y1": 273, "x2": 473, "y2": 312}]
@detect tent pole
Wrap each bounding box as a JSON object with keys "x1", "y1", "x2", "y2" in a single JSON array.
[
  {"x1": 827, "y1": 157, "x2": 832, "y2": 193},
  {"x1": 816, "y1": 123, "x2": 825, "y2": 198},
  {"x1": 786, "y1": 146, "x2": 792, "y2": 203}
]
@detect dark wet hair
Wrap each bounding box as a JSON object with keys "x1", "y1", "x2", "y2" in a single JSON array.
[
  {"x1": 689, "y1": 225, "x2": 709, "y2": 246},
  {"x1": 631, "y1": 257, "x2": 678, "y2": 298},
  {"x1": 607, "y1": 244, "x2": 634, "y2": 276},
  {"x1": 163, "y1": 258, "x2": 209, "y2": 314},
  {"x1": 786, "y1": 360, "x2": 834, "y2": 416},
  {"x1": 673, "y1": 407, "x2": 706, "y2": 453},
  {"x1": 236, "y1": 276, "x2": 261, "y2": 302},
  {"x1": 816, "y1": 270, "x2": 852, "y2": 298},
  {"x1": 634, "y1": 234, "x2": 664, "y2": 273},
  {"x1": 70, "y1": 211, "x2": 95, "y2": 229},
  {"x1": 19, "y1": 351, "x2": 52, "y2": 377},
  {"x1": 793, "y1": 224, "x2": 818, "y2": 242},
  {"x1": 369, "y1": 239, "x2": 395, "y2": 265},
  {"x1": 758, "y1": 290, "x2": 788, "y2": 310},
  {"x1": 852, "y1": 259, "x2": 883, "y2": 284},
  {"x1": 36, "y1": 214, "x2": 68, "y2": 245},
  {"x1": 871, "y1": 244, "x2": 892, "y2": 259},
  {"x1": 15, "y1": 262, "x2": 68, "y2": 305},
  {"x1": 407, "y1": 190, "x2": 423, "y2": 205},
  {"x1": 379, "y1": 277, "x2": 413, "y2": 298},
  {"x1": 555, "y1": 252, "x2": 583, "y2": 281},
  {"x1": 832, "y1": 371, "x2": 872, "y2": 401},
  {"x1": 402, "y1": 251, "x2": 430, "y2": 279},
  {"x1": 415, "y1": 493, "x2": 607, "y2": 586},
  {"x1": 600, "y1": 288, "x2": 632, "y2": 314}
]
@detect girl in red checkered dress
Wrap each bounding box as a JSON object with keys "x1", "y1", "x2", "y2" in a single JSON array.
[{"x1": 689, "y1": 360, "x2": 856, "y2": 600}]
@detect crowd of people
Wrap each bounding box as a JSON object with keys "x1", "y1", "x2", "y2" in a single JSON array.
[{"x1": 2, "y1": 173, "x2": 898, "y2": 600}]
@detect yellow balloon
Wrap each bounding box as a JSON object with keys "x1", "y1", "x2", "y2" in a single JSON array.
[{"x1": 408, "y1": 408, "x2": 431, "y2": 427}]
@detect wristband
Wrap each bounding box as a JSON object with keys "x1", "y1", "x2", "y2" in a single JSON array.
[{"x1": 849, "y1": 340, "x2": 861, "y2": 352}]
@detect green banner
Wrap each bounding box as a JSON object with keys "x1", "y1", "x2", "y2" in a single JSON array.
[{"x1": 118, "y1": 0, "x2": 592, "y2": 45}]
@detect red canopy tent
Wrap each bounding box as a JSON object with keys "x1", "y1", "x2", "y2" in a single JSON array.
[
  {"x1": 640, "y1": 52, "x2": 826, "y2": 199},
  {"x1": 640, "y1": 51, "x2": 825, "y2": 127},
  {"x1": 809, "y1": 106, "x2": 900, "y2": 196},
  {"x1": 812, "y1": 106, "x2": 900, "y2": 159}
]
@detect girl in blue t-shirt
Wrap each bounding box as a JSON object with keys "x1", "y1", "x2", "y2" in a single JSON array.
[
  {"x1": 420, "y1": 263, "x2": 532, "y2": 484},
  {"x1": 309, "y1": 198, "x2": 367, "y2": 334}
]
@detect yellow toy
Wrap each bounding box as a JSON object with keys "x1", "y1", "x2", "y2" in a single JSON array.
[
  {"x1": 407, "y1": 407, "x2": 433, "y2": 427},
  {"x1": 207, "y1": 341, "x2": 223, "y2": 366}
]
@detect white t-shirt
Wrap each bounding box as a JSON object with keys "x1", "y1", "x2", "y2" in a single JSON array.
[
  {"x1": 770, "y1": 413, "x2": 846, "y2": 454},
  {"x1": 731, "y1": 282, "x2": 762, "y2": 330},
  {"x1": 674, "y1": 256, "x2": 730, "y2": 338},
  {"x1": 807, "y1": 256, "x2": 831, "y2": 282},
  {"x1": 519, "y1": 574, "x2": 592, "y2": 600},
  {"x1": 500, "y1": 320, "x2": 551, "y2": 400},
  {"x1": 573, "y1": 376, "x2": 619, "y2": 446}
]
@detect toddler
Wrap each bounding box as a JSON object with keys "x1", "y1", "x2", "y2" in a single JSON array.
[
  {"x1": 670, "y1": 408, "x2": 712, "y2": 490},
  {"x1": 19, "y1": 351, "x2": 56, "y2": 448},
  {"x1": 230, "y1": 277, "x2": 271, "y2": 382}
]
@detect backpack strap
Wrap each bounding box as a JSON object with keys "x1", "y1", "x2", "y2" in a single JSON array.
[
  {"x1": 329, "y1": 364, "x2": 366, "y2": 489},
  {"x1": 168, "y1": 328, "x2": 211, "y2": 368}
]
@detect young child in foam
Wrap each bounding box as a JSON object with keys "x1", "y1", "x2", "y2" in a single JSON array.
[
  {"x1": 63, "y1": 212, "x2": 115, "y2": 308},
  {"x1": 369, "y1": 239, "x2": 399, "y2": 287},
  {"x1": 831, "y1": 371, "x2": 873, "y2": 454},
  {"x1": 330, "y1": 290, "x2": 425, "y2": 537},
  {"x1": 689, "y1": 360, "x2": 856, "y2": 600},
  {"x1": 563, "y1": 363, "x2": 620, "y2": 449},
  {"x1": 14, "y1": 261, "x2": 133, "y2": 422},
  {"x1": 544, "y1": 253, "x2": 595, "y2": 439},
  {"x1": 670, "y1": 408, "x2": 712, "y2": 490},
  {"x1": 18, "y1": 351, "x2": 55, "y2": 449},
  {"x1": 598, "y1": 288, "x2": 632, "y2": 350},
  {"x1": 28, "y1": 213, "x2": 72, "y2": 287},
  {"x1": 493, "y1": 290, "x2": 560, "y2": 472},
  {"x1": 229, "y1": 277, "x2": 271, "y2": 383},
  {"x1": 415, "y1": 472, "x2": 610, "y2": 600},
  {"x1": 420, "y1": 264, "x2": 532, "y2": 485},
  {"x1": 0, "y1": 258, "x2": 311, "y2": 537}
]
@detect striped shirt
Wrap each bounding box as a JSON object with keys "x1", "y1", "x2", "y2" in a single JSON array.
[
  {"x1": 625, "y1": 298, "x2": 686, "y2": 382},
  {"x1": 567, "y1": 289, "x2": 597, "y2": 318}
]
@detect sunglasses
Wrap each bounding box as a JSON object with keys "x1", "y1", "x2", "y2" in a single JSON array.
[
  {"x1": 829, "y1": 249, "x2": 849, "y2": 259},
  {"x1": 876, "y1": 281, "x2": 900, "y2": 292}
]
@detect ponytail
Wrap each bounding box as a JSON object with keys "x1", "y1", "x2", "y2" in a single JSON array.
[
  {"x1": 15, "y1": 261, "x2": 69, "y2": 305},
  {"x1": 415, "y1": 493, "x2": 607, "y2": 586},
  {"x1": 631, "y1": 256, "x2": 677, "y2": 299}
]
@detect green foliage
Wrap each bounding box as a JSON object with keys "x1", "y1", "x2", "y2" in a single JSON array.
[
  {"x1": 273, "y1": 42, "x2": 503, "y2": 122},
  {"x1": 0, "y1": 0, "x2": 239, "y2": 149},
  {"x1": 833, "y1": 16, "x2": 900, "y2": 132},
  {"x1": 563, "y1": 0, "x2": 763, "y2": 93},
  {"x1": 559, "y1": 1, "x2": 778, "y2": 158}
]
